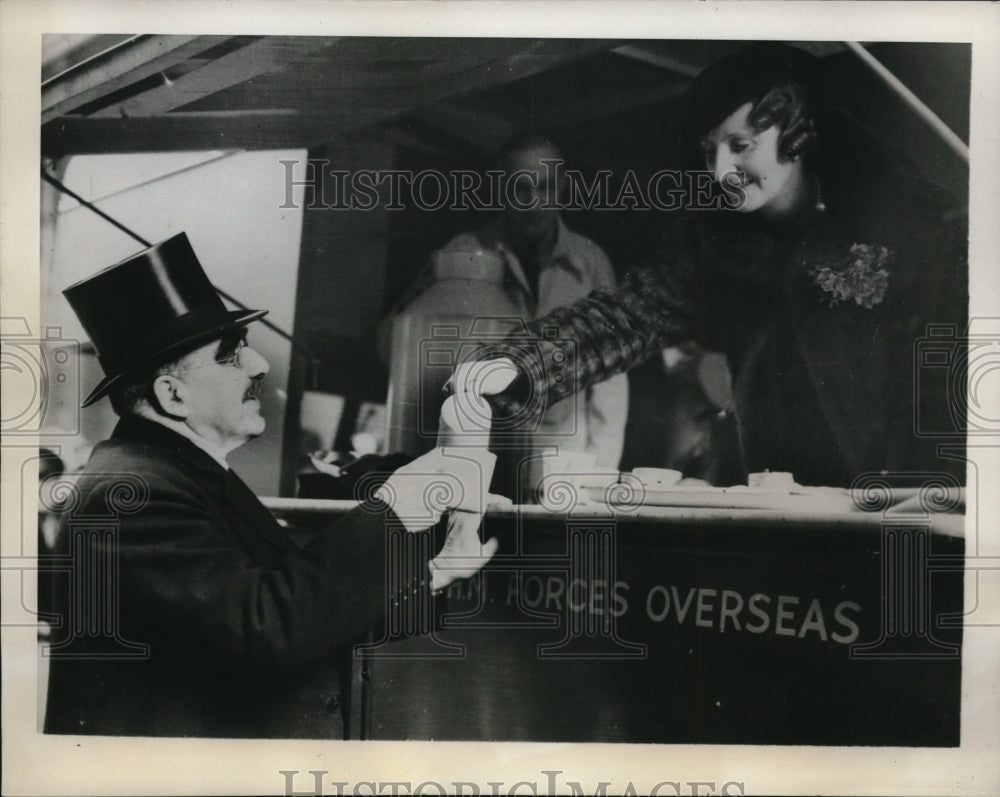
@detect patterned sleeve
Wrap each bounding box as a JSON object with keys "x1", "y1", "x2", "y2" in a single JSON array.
[{"x1": 480, "y1": 224, "x2": 699, "y2": 426}]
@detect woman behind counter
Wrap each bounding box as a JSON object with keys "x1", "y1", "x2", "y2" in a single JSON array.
[{"x1": 474, "y1": 43, "x2": 968, "y2": 487}]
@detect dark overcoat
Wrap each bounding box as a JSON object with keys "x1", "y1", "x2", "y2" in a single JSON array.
[{"x1": 44, "y1": 415, "x2": 401, "y2": 739}]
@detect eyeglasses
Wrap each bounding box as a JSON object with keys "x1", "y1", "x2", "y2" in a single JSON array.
[
  {"x1": 172, "y1": 337, "x2": 248, "y2": 372},
  {"x1": 216, "y1": 338, "x2": 248, "y2": 368}
]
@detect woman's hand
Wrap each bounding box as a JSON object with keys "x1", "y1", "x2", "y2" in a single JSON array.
[{"x1": 443, "y1": 357, "x2": 519, "y2": 397}]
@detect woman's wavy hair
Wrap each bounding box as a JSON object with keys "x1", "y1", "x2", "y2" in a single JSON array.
[
  {"x1": 744, "y1": 82, "x2": 817, "y2": 162},
  {"x1": 686, "y1": 43, "x2": 823, "y2": 164}
]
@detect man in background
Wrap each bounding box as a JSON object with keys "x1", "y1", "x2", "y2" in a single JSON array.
[{"x1": 436, "y1": 132, "x2": 629, "y2": 498}]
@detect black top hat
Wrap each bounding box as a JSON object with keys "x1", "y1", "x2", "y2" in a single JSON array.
[{"x1": 64, "y1": 233, "x2": 267, "y2": 407}]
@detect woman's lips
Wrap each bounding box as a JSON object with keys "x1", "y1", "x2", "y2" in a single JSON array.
[{"x1": 721, "y1": 170, "x2": 748, "y2": 189}]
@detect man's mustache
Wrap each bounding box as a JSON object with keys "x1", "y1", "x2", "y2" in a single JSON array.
[{"x1": 244, "y1": 376, "x2": 265, "y2": 401}]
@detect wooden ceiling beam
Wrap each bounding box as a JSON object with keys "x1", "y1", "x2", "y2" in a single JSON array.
[
  {"x1": 305, "y1": 39, "x2": 617, "y2": 147},
  {"x1": 91, "y1": 37, "x2": 339, "y2": 119},
  {"x1": 42, "y1": 38, "x2": 619, "y2": 156},
  {"x1": 611, "y1": 45, "x2": 700, "y2": 78},
  {"x1": 421, "y1": 39, "x2": 619, "y2": 101},
  {"x1": 41, "y1": 108, "x2": 431, "y2": 157},
  {"x1": 41, "y1": 110, "x2": 310, "y2": 156},
  {"x1": 408, "y1": 103, "x2": 514, "y2": 157},
  {"x1": 42, "y1": 35, "x2": 231, "y2": 123},
  {"x1": 42, "y1": 34, "x2": 139, "y2": 83},
  {"x1": 533, "y1": 82, "x2": 687, "y2": 129}
]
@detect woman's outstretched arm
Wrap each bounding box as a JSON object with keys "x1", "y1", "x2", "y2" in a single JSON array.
[{"x1": 473, "y1": 232, "x2": 699, "y2": 427}]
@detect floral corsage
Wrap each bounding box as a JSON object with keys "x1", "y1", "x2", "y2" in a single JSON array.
[{"x1": 810, "y1": 243, "x2": 892, "y2": 309}]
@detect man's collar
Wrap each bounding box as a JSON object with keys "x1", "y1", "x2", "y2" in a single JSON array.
[
  {"x1": 112, "y1": 414, "x2": 232, "y2": 472},
  {"x1": 166, "y1": 421, "x2": 232, "y2": 469},
  {"x1": 547, "y1": 216, "x2": 580, "y2": 269},
  {"x1": 488, "y1": 216, "x2": 585, "y2": 281}
]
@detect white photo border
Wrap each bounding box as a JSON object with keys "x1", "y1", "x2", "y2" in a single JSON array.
[{"x1": 3, "y1": 2, "x2": 999, "y2": 795}]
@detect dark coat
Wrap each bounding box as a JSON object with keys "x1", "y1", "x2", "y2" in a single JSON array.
[
  {"x1": 44, "y1": 415, "x2": 400, "y2": 739},
  {"x1": 656, "y1": 157, "x2": 968, "y2": 485}
]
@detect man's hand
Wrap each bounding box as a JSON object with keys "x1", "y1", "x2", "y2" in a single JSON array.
[
  {"x1": 375, "y1": 447, "x2": 497, "y2": 533},
  {"x1": 428, "y1": 494, "x2": 509, "y2": 592}
]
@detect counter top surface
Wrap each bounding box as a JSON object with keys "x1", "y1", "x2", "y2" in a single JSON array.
[{"x1": 263, "y1": 484, "x2": 966, "y2": 537}]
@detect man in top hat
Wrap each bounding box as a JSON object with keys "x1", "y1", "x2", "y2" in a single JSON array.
[{"x1": 44, "y1": 232, "x2": 497, "y2": 739}]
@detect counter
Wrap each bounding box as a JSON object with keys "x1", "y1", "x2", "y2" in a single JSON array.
[{"x1": 265, "y1": 485, "x2": 965, "y2": 746}]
